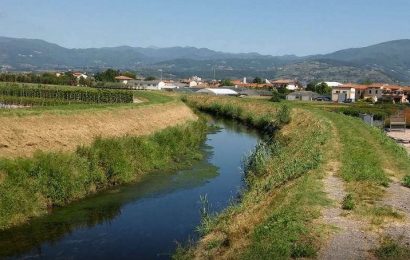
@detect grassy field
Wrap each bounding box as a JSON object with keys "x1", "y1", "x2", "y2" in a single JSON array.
[{"x1": 176, "y1": 95, "x2": 410, "y2": 259}]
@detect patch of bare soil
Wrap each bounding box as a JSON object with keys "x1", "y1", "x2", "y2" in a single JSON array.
[
  {"x1": 318, "y1": 161, "x2": 379, "y2": 260},
  {"x1": 0, "y1": 103, "x2": 197, "y2": 158},
  {"x1": 381, "y1": 181, "x2": 410, "y2": 247}
]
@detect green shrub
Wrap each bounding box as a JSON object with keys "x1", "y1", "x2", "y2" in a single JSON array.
[
  {"x1": 403, "y1": 175, "x2": 410, "y2": 188},
  {"x1": 342, "y1": 193, "x2": 355, "y2": 210}
]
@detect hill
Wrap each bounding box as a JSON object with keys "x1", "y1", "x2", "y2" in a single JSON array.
[{"x1": 0, "y1": 36, "x2": 409, "y2": 83}]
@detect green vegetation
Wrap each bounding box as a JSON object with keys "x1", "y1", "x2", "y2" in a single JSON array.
[
  {"x1": 144, "y1": 76, "x2": 157, "y2": 81},
  {"x1": 252, "y1": 77, "x2": 263, "y2": 84},
  {"x1": 306, "y1": 81, "x2": 332, "y2": 95},
  {"x1": 0, "y1": 72, "x2": 78, "y2": 86},
  {"x1": 177, "y1": 95, "x2": 332, "y2": 259},
  {"x1": 374, "y1": 237, "x2": 410, "y2": 259},
  {"x1": 342, "y1": 194, "x2": 355, "y2": 210},
  {"x1": 0, "y1": 83, "x2": 134, "y2": 105},
  {"x1": 403, "y1": 175, "x2": 410, "y2": 188},
  {"x1": 0, "y1": 120, "x2": 207, "y2": 230},
  {"x1": 220, "y1": 79, "x2": 234, "y2": 86}
]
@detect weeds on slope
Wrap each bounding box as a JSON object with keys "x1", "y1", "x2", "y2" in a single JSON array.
[{"x1": 178, "y1": 96, "x2": 332, "y2": 259}]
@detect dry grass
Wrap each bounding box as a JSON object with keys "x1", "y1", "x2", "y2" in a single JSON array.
[{"x1": 0, "y1": 102, "x2": 197, "y2": 158}]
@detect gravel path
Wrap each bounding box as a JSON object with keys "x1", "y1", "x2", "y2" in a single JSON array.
[
  {"x1": 318, "y1": 161, "x2": 379, "y2": 260},
  {"x1": 381, "y1": 181, "x2": 410, "y2": 247}
]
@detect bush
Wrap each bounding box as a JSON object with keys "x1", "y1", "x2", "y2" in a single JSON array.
[
  {"x1": 403, "y1": 175, "x2": 410, "y2": 188},
  {"x1": 342, "y1": 193, "x2": 355, "y2": 210},
  {"x1": 276, "y1": 104, "x2": 291, "y2": 126}
]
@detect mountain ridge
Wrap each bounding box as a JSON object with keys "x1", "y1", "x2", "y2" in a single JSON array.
[{"x1": 0, "y1": 36, "x2": 409, "y2": 83}]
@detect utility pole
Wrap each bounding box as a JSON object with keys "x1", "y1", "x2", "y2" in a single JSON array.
[{"x1": 159, "y1": 69, "x2": 163, "y2": 81}]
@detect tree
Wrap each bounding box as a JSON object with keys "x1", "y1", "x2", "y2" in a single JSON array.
[
  {"x1": 306, "y1": 81, "x2": 331, "y2": 95},
  {"x1": 94, "y1": 69, "x2": 120, "y2": 82},
  {"x1": 221, "y1": 79, "x2": 234, "y2": 86},
  {"x1": 122, "y1": 71, "x2": 137, "y2": 79},
  {"x1": 315, "y1": 82, "x2": 332, "y2": 95},
  {"x1": 144, "y1": 76, "x2": 157, "y2": 81},
  {"x1": 253, "y1": 77, "x2": 263, "y2": 84}
]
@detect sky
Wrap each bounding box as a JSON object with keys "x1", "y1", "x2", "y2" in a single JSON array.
[{"x1": 1, "y1": 0, "x2": 410, "y2": 56}]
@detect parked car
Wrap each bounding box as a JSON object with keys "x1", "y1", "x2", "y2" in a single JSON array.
[{"x1": 313, "y1": 96, "x2": 331, "y2": 101}]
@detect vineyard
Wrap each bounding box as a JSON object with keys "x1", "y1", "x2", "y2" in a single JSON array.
[{"x1": 0, "y1": 83, "x2": 134, "y2": 105}]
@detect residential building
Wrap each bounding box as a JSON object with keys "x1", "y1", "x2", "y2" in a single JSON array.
[
  {"x1": 231, "y1": 79, "x2": 273, "y2": 88},
  {"x1": 322, "y1": 81, "x2": 343, "y2": 88},
  {"x1": 115, "y1": 75, "x2": 134, "y2": 84},
  {"x1": 332, "y1": 86, "x2": 356, "y2": 102},
  {"x1": 286, "y1": 91, "x2": 320, "y2": 101},
  {"x1": 72, "y1": 72, "x2": 87, "y2": 79},
  {"x1": 128, "y1": 80, "x2": 166, "y2": 90},
  {"x1": 271, "y1": 79, "x2": 302, "y2": 90}
]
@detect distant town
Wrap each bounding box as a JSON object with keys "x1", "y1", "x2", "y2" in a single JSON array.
[{"x1": 1, "y1": 69, "x2": 408, "y2": 104}]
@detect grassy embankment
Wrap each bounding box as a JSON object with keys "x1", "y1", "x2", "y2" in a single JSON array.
[
  {"x1": 0, "y1": 120, "x2": 207, "y2": 230},
  {"x1": 290, "y1": 100, "x2": 410, "y2": 199},
  {"x1": 177, "y1": 96, "x2": 333, "y2": 259},
  {"x1": 177, "y1": 96, "x2": 410, "y2": 259},
  {"x1": 0, "y1": 88, "x2": 205, "y2": 230}
]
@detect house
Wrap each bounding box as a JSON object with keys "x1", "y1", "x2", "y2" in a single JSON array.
[
  {"x1": 332, "y1": 86, "x2": 356, "y2": 102},
  {"x1": 271, "y1": 79, "x2": 302, "y2": 90},
  {"x1": 286, "y1": 91, "x2": 320, "y2": 101},
  {"x1": 196, "y1": 88, "x2": 238, "y2": 96},
  {"x1": 72, "y1": 72, "x2": 87, "y2": 79},
  {"x1": 322, "y1": 82, "x2": 343, "y2": 88},
  {"x1": 115, "y1": 76, "x2": 134, "y2": 84},
  {"x1": 340, "y1": 83, "x2": 409, "y2": 103},
  {"x1": 231, "y1": 79, "x2": 273, "y2": 89},
  {"x1": 128, "y1": 80, "x2": 165, "y2": 90}
]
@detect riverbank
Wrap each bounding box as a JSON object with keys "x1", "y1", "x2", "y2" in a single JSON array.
[
  {"x1": 0, "y1": 119, "x2": 207, "y2": 230},
  {"x1": 177, "y1": 96, "x2": 410, "y2": 259},
  {"x1": 0, "y1": 116, "x2": 260, "y2": 259}
]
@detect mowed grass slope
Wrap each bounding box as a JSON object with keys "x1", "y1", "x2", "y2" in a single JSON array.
[{"x1": 0, "y1": 91, "x2": 194, "y2": 158}]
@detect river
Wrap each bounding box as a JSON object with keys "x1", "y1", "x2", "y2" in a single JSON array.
[{"x1": 0, "y1": 117, "x2": 260, "y2": 259}]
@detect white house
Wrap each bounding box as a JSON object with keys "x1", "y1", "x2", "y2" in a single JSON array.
[
  {"x1": 72, "y1": 72, "x2": 88, "y2": 79},
  {"x1": 271, "y1": 79, "x2": 302, "y2": 90},
  {"x1": 129, "y1": 80, "x2": 166, "y2": 90},
  {"x1": 332, "y1": 86, "x2": 356, "y2": 102},
  {"x1": 322, "y1": 82, "x2": 343, "y2": 88},
  {"x1": 196, "y1": 88, "x2": 238, "y2": 96},
  {"x1": 189, "y1": 81, "x2": 198, "y2": 87}
]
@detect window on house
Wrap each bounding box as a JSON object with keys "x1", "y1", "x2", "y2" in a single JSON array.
[
  {"x1": 375, "y1": 90, "x2": 378, "y2": 94},
  {"x1": 369, "y1": 90, "x2": 372, "y2": 94}
]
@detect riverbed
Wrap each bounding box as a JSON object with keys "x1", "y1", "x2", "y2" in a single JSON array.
[{"x1": 0, "y1": 118, "x2": 260, "y2": 259}]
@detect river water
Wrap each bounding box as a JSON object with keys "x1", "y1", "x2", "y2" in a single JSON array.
[{"x1": 0, "y1": 118, "x2": 260, "y2": 259}]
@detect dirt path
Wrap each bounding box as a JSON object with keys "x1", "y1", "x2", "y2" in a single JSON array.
[
  {"x1": 317, "y1": 117, "x2": 379, "y2": 259},
  {"x1": 381, "y1": 180, "x2": 410, "y2": 246},
  {"x1": 318, "y1": 160, "x2": 379, "y2": 260},
  {"x1": 0, "y1": 102, "x2": 197, "y2": 158}
]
